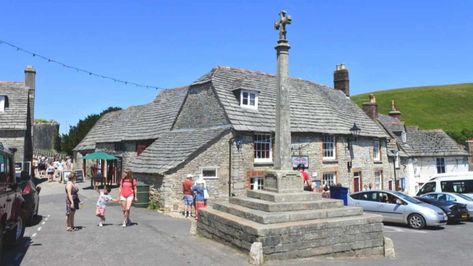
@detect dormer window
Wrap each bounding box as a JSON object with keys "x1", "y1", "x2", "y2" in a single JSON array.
[
  {"x1": 0, "y1": 96, "x2": 8, "y2": 112},
  {"x1": 240, "y1": 90, "x2": 258, "y2": 110}
]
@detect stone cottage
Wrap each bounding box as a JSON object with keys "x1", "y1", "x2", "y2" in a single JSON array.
[
  {"x1": 128, "y1": 65, "x2": 391, "y2": 212},
  {"x1": 0, "y1": 66, "x2": 36, "y2": 166},
  {"x1": 73, "y1": 87, "x2": 188, "y2": 179},
  {"x1": 363, "y1": 95, "x2": 469, "y2": 195}
]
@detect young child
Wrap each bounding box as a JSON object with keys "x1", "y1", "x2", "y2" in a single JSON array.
[{"x1": 96, "y1": 187, "x2": 118, "y2": 227}]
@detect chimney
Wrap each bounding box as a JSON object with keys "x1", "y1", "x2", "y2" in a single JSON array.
[
  {"x1": 388, "y1": 100, "x2": 401, "y2": 120},
  {"x1": 24, "y1": 65, "x2": 36, "y2": 120},
  {"x1": 334, "y1": 64, "x2": 349, "y2": 97},
  {"x1": 362, "y1": 94, "x2": 378, "y2": 120}
]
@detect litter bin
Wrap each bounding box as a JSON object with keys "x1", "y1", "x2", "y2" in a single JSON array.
[
  {"x1": 133, "y1": 183, "x2": 150, "y2": 208},
  {"x1": 330, "y1": 186, "x2": 349, "y2": 206}
]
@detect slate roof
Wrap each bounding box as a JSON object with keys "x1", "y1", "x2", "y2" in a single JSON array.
[
  {"x1": 0, "y1": 82, "x2": 29, "y2": 130},
  {"x1": 129, "y1": 126, "x2": 230, "y2": 174},
  {"x1": 199, "y1": 66, "x2": 387, "y2": 137},
  {"x1": 401, "y1": 127, "x2": 468, "y2": 157},
  {"x1": 73, "y1": 87, "x2": 188, "y2": 151},
  {"x1": 377, "y1": 114, "x2": 467, "y2": 157}
]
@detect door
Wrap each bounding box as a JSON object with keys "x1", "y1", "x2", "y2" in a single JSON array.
[
  {"x1": 353, "y1": 172, "x2": 362, "y2": 192},
  {"x1": 376, "y1": 192, "x2": 406, "y2": 223}
]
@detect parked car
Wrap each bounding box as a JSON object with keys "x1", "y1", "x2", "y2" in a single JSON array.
[
  {"x1": 17, "y1": 171, "x2": 40, "y2": 225},
  {"x1": 348, "y1": 190, "x2": 447, "y2": 229},
  {"x1": 414, "y1": 196, "x2": 469, "y2": 223},
  {"x1": 417, "y1": 172, "x2": 473, "y2": 198},
  {"x1": 420, "y1": 192, "x2": 473, "y2": 218},
  {"x1": 0, "y1": 143, "x2": 26, "y2": 258}
]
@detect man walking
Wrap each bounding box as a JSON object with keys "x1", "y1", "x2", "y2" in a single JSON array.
[{"x1": 182, "y1": 174, "x2": 194, "y2": 218}]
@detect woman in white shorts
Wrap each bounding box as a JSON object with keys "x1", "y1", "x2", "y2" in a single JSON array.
[{"x1": 119, "y1": 168, "x2": 137, "y2": 227}]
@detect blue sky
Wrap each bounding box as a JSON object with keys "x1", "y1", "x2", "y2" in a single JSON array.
[{"x1": 1, "y1": 0, "x2": 472, "y2": 134}]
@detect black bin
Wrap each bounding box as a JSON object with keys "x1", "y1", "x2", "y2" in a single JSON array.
[
  {"x1": 330, "y1": 186, "x2": 349, "y2": 206},
  {"x1": 133, "y1": 183, "x2": 150, "y2": 208}
]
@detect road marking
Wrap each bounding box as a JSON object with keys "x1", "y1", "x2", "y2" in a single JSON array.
[
  {"x1": 384, "y1": 226, "x2": 427, "y2": 234},
  {"x1": 37, "y1": 227, "x2": 42, "y2": 231},
  {"x1": 32, "y1": 233, "x2": 37, "y2": 238},
  {"x1": 41, "y1": 221, "x2": 46, "y2": 225}
]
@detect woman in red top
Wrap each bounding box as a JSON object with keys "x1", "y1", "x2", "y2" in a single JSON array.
[{"x1": 119, "y1": 168, "x2": 137, "y2": 227}]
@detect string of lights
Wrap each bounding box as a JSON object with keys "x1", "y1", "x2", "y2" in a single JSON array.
[{"x1": 0, "y1": 39, "x2": 162, "y2": 90}]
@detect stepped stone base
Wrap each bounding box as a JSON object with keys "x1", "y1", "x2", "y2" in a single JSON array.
[{"x1": 196, "y1": 170, "x2": 387, "y2": 260}]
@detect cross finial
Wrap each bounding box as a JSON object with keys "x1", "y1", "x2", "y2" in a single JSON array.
[{"x1": 274, "y1": 10, "x2": 292, "y2": 41}]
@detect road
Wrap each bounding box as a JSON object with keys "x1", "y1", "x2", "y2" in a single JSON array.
[{"x1": 2, "y1": 181, "x2": 473, "y2": 266}]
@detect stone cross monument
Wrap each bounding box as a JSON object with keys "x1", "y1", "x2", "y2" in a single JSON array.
[{"x1": 274, "y1": 10, "x2": 292, "y2": 170}]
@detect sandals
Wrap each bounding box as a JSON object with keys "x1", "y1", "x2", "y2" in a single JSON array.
[{"x1": 66, "y1": 227, "x2": 73, "y2": 232}]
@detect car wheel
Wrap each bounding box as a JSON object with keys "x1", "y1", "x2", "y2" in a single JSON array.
[
  {"x1": 5, "y1": 216, "x2": 25, "y2": 246},
  {"x1": 408, "y1": 213, "x2": 426, "y2": 229}
]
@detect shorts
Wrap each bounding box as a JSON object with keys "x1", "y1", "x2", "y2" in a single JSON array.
[
  {"x1": 183, "y1": 195, "x2": 194, "y2": 206},
  {"x1": 96, "y1": 206, "x2": 106, "y2": 216},
  {"x1": 120, "y1": 195, "x2": 134, "y2": 202}
]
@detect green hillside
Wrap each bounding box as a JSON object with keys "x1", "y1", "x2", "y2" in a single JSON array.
[{"x1": 351, "y1": 83, "x2": 473, "y2": 143}]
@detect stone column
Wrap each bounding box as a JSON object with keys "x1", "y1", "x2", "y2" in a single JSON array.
[{"x1": 274, "y1": 35, "x2": 291, "y2": 170}]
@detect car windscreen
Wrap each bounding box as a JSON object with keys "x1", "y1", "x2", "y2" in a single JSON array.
[
  {"x1": 392, "y1": 191, "x2": 422, "y2": 204},
  {"x1": 456, "y1": 193, "x2": 473, "y2": 201}
]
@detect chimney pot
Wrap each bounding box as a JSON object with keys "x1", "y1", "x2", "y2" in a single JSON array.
[
  {"x1": 333, "y1": 64, "x2": 350, "y2": 97},
  {"x1": 362, "y1": 94, "x2": 378, "y2": 120}
]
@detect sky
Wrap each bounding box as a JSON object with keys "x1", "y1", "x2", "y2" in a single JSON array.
[{"x1": 1, "y1": 0, "x2": 472, "y2": 134}]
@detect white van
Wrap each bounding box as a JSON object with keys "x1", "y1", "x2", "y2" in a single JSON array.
[{"x1": 417, "y1": 172, "x2": 473, "y2": 198}]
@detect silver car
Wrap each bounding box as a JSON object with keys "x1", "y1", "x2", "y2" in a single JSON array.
[
  {"x1": 348, "y1": 190, "x2": 447, "y2": 229},
  {"x1": 421, "y1": 192, "x2": 473, "y2": 218}
]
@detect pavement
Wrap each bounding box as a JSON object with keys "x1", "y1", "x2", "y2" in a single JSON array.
[{"x1": 2, "y1": 179, "x2": 473, "y2": 266}]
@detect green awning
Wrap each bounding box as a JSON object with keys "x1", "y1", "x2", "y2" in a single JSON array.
[{"x1": 83, "y1": 151, "x2": 118, "y2": 160}]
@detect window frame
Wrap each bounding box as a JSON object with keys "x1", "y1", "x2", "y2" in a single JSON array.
[
  {"x1": 322, "y1": 135, "x2": 336, "y2": 160},
  {"x1": 0, "y1": 95, "x2": 7, "y2": 112},
  {"x1": 250, "y1": 176, "x2": 264, "y2": 191},
  {"x1": 200, "y1": 166, "x2": 218, "y2": 180},
  {"x1": 254, "y1": 133, "x2": 272, "y2": 163},
  {"x1": 322, "y1": 171, "x2": 337, "y2": 186},
  {"x1": 436, "y1": 158, "x2": 446, "y2": 174},
  {"x1": 240, "y1": 89, "x2": 259, "y2": 110},
  {"x1": 373, "y1": 139, "x2": 381, "y2": 161}
]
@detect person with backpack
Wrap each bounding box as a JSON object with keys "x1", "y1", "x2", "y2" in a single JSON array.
[{"x1": 119, "y1": 168, "x2": 137, "y2": 227}]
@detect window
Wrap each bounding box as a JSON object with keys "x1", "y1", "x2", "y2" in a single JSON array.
[
  {"x1": 374, "y1": 171, "x2": 383, "y2": 189},
  {"x1": 441, "y1": 180, "x2": 473, "y2": 194},
  {"x1": 373, "y1": 139, "x2": 381, "y2": 161},
  {"x1": 322, "y1": 135, "x2": 336, "y2": 160},
  {"x1": 250, "y1": 177, "x2": 264, "y2": 191},
  {"x1": 395, "y1": 152, "x2": 400, "y2": 168},
  {"x1": 201, "y1": 167, "x2": 218, "y2": 179},
  {"x1": 436, "y1": 158, "x2": 445, "y2": 174},
  {"x1": 0, "y1": 96, "x2": 7, "y2": 112},
  {"x1": 418, "y1": 181, "x2": 436, "y2": 195},
  {"x1": 323, "y1": 172, "x2": 336, "y2": 186},
  {"x1": 254, "y1": 134, "x2": 272, "y2": 163},
  {"x1": 240, "y1": 90, "x2": 258, "y2": 109}
]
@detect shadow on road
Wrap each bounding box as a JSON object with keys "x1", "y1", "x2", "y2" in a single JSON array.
[
  {"x1": 1, "y1": 236, "x2": 32, "y2": 266},
  {"x1": 27, "y1": 215, "x2": 44, "y2": 227}
]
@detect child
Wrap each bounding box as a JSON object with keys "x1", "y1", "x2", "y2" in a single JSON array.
[{"x1": 96, "y1": 187, "x2": 118, "y2": 227}]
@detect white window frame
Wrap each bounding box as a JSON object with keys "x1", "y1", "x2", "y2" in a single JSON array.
[
  {"x1": 254, "y1": 133, "x2": 272, "y2": 163},
  {"x1": 240, "y1": 89, "x2": 258, "y2": 110},
  {"x1": 322, "y1": 135, "x2": 336, "y2": 160},
  {"x1": 375, "y1": 171, "x2": 383, "y2": 189},
  {"x1": 250, "y1": 176, "x2": 264, "y2": 191},
  {"x1": 436, "y1": 158, "x2": 445, "y2": 174},
  {"x1": 323, "y1": 172, "x2": 336, "y2": 186},
  {"x1": 0, "y1": 96, "x2": 5, "y2": 112},
  {"x1": 373, "y1": 139, "x2": 381, "y2": 161},
  {"x1": 200, "y1": 167, "x2": 218, "y2": 179},
  {"x1": 395, "y1": 152, "x2": 400, "y2": 168}
]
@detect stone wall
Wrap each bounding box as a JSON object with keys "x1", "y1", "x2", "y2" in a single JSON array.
[
  {"x1": 0, "y1": 129, "x2": 26, "y2": 162},
  {"x1": 173, "y1": 82, "x2": 229, "y2": 129},
  {"x1": 33, "y1": 122, "x2": 59, "y2": 151},
  {"x1": 141, "y1": 130, "x2": 393, "y2": 213}
]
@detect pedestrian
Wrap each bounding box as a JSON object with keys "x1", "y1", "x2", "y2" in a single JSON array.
[
  {"x1": 119, "y1": 168, "x2": 137, "y2": 227},
  {"x1": 182, "y1": 174, "x2": 194, "y2": 218},
  {"x1": 322, "y1": 181, "x2": 330, "y2": 198},
  {"x1": 65, "y1": 172, "x2": 80, "y2": 232},
  {"x1": 47, "y1": 162, "x2": 55, "y2": 182},
  {"x1": 298, "y1": 164, "x2": 312, "y2": 191},
  {"x1": 96, "y1": 186, "x2": 118, "y2": 227},
  {"x1": 193, "y1": 176, "x2": 206, "y2": 220}
]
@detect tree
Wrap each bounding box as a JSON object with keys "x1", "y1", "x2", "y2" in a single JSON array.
[{"x1": 60, "y1": 107, "x2": 121, "y2": 155}]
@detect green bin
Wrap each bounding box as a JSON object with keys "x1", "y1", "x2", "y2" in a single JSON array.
[{"x1": 133, "y1": 183, "x2": 150, "y2": 208}]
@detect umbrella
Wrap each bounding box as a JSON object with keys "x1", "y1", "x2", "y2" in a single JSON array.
[{"x1": 83, "y1": 151, "x2": 118, "y2": 160}]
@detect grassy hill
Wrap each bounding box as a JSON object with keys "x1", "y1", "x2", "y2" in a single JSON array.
[{"x1": 351, "y1": 83, "x2": 473, "y2": 143}]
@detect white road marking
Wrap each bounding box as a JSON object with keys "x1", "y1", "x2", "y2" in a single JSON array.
[
  {"x1": 37, "y1": 227, "x2": 42, "y2": 231},
  {"x1": 41, "y1": 221, "x2": 46, "y2": 225},
  {"x1": 47, "y1": 214, "x2": 50, "y2": 217},
  {"x1": 384, "y1": 226, "x2": 427, "y2": 234},
  {"x1": 32, "y1": 233, "x2": 37, "y2": 238}
]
